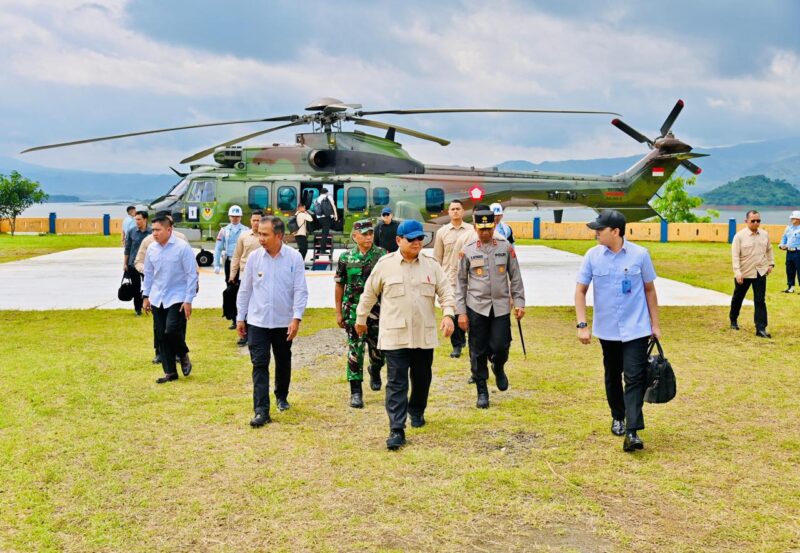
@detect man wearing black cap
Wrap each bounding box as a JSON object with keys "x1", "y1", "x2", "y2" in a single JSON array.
[
  {"x1": 374, "y1": 207, "x2": 399, "y2": 253},
  {"x1": 456, "y1": 206, "x2": 525, "y2": 408},
  {"x1": 574, "y1": 210, "x2": 661, "y2": 452},
  {"x1": 355, "y1": 219, "x2": 455, "y2": 450},
  {"x1": 335, "y1": 219, "x2": 387, "y2": 408}
]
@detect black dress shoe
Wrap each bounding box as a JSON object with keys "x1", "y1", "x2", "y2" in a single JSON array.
[
  {"x1": 756, "y1": 329, "x2": 772, "y2": 338},
  {"x1": 494, "y1": 368, "x2": 509, "y2": 391},
  {"x1": 228, "y1": 321, "x2": 237, "y2": 330},
  {"x1": 368, "y1": 366, "x2": 382, "y2": 391},
  {"x1": 152, "y1": 354, "x2": 162, "y2": 364},
  {"x1": 623, "y1": 431, "x2": 644, "y2": 452},
  {"x1": 156, "y1": 373, "x2": 178, "y2": 384},
  {"x1": 611, "y1": 419, "x2": 625, "y2": 436},
  {"x1": 350, "y1": 392, "x2": 364, "y2": 409},
  {"x1": 250, "y1": 411, "x2": 271, "y2": 427},
  {"x1": 410, "y1": 413, "x2": 425, "y2": 428},
  {"x1": 386, "y1": 429, "x2": 406, "y2": 450},
  {"x1": 179, "y1": 354, "x2": 192, "y2": 377},
  {"x1": 730, "y1": 321, "x2": 740, "y2": 330},
  {"x1": 450, "y1": 346, "x2": 462, "y2": 359},
  {"x1": 237, "y1": 338, "x2": 248, "y2": 347},
  {"x1": 277, "y1": 398, "x2": 290, "y2": 412}
]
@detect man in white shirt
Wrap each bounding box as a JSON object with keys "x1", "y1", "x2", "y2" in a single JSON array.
[
  {"x1": 237, "y1": 217, "x2": 309, "y2": 427},
  {"x1": 143, "y1": 214, "x2": 199, "y2": 384}
]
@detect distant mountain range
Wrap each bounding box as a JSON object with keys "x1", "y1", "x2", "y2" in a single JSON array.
[
  {"x1": 497, "y1": 136, "x2": 800, "y2": 193},
  {"x1": 1, "y1": 136, "x2": 798, "y2": 200}
]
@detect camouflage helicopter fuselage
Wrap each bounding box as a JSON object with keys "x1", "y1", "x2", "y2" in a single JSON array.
[{"x1": 149, "y1": 130, "x2": 699, "y2": 263}]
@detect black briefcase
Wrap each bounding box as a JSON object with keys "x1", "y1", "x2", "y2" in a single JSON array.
[
  {"x1": 117, "y1": 272, "x2": 135, "y2": 302},
  {"x1": 644, "y1": 338, "x2": 677, "y2": 404}
]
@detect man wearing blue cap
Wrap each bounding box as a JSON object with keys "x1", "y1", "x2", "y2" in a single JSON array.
[
  {"x1": 375, "y1": 207, "x2": 399, "y2": 253},
  {"x1": 355, "y1": 219, "x2": 455, "y2": 450}
]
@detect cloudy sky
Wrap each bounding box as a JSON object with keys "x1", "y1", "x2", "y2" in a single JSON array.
[{"x1": 2, "y1": 0, "x2": 798, "y2": 173}]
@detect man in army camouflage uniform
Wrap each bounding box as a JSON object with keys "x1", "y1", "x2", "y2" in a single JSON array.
[
  {"x1": 335, "y1": 219, "x2": 387, "y2": 408},
  {"x1": 456, "y1": 208, "x2": 526, "y2": 409}
]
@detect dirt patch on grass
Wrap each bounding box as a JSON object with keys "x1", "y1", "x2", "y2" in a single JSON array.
[{"x1": 238, "y1": 327, "x2": 347, "y2": 370}]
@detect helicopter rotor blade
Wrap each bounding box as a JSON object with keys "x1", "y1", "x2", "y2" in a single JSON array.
[
  {"x1": 356, "y1": 108, "x2": 621, "y2": 117},
  {"x1": 680, "y1": 159, "x2": 702, "y2": 175},
  {"x1": 659, "y1": 99, "x2": 684, "y2": 137},
  {"x1": 611, "y1": 118, "x2": 654, "y2": 146},
  {"x1": 20, "y1": 115, "x2": 300, "y2": 154},
  {"x1": 179, "y1": 120, "x2": 307, "y2": 164},
  {"x1": 350, "y1": 117, "x2": 451, "y2": 146}
]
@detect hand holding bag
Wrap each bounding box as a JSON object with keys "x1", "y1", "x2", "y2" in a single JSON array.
[{"x1": 644, "y1": 337, "x2": 677, "y2": 404}]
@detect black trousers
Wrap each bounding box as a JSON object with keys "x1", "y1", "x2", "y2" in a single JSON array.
[
  {"x1": 126, "y1": 268, "x2": 143, "y2": 314},
  {"x1": 786, "y1": 251, "x2": 800, "y2": 287},
  {"x1": 248, "y1": 325, "x2": 293, "y2": 414},
  {"x1": 384, "y1": 348, "x2": 434, "y2": 430},
  {"x1": 152, "y1": 303, "x2": 189, "y2": 376},
  {"x1": 467, "y1": 307, "x2": 511, "y2": 383},
  {"x1": 319, "y1": 217, "x2": 332, "y2": 254},
  {"x1": 296, "y1": 235, "x2": 308, "y2": 262},
  {"x1": 729, "y1": 273, "x2": 768, "y2": 331},
  {"x1": 599, "y1": 336, "x2": 649, "y2": 432},
  {"x1": 449, "y1": 315, "x2": 466, "y2": 350},
  {"x1": 223, "y1": 258, "x2": 232, "y2": 283}
]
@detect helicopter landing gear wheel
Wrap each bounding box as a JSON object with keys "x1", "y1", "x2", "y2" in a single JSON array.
[{"x1": 196, "y1": 249, "x2": 213, "y2": 267}]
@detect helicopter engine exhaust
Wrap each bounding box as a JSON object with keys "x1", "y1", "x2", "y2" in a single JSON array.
[{"x1": 309, "y1": 149, "x2": 334, "y2": 170}]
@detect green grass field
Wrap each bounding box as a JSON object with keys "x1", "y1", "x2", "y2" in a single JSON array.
[
  {"x1": 0, "y1": 234, "x2": 119, "y2": 263},
  {"x1": 1, "y1": 237, "x2": 799, "y2": 551}
]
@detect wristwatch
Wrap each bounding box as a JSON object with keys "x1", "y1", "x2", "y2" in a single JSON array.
[{"x1": 576, "y1": 322, "x2": 588, "y2": 328}]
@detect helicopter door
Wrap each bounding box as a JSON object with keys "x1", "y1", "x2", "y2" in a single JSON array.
[
  {"x1": 333, "y1": 184, "x2": 345, "y2": 232},
  {"x1": 185, "y1": 178, "x2": 216, "y2": 224}
]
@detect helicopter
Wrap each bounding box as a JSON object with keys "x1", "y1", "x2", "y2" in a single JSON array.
[{"x1": 22, "y1": 98, "x2": 707, "y2": 266}]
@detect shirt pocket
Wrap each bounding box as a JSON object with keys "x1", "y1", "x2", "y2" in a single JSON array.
[
  {"x1": 385, "y1": 320, "x2": 409, "y2": 346},
  {"x1": 419, "y1": 279, "x2": 436, "y2": 297},
  {"x1": 592, "y1": 268, "x2": 610, "y2": 282},
  {"x1": 384, "y1": 275, "x2": 405, "y2": 298}
]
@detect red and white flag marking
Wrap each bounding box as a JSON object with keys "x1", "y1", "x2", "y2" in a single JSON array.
[{"x1": 652, "y1": 167, "x2": 665, "y2": 177}]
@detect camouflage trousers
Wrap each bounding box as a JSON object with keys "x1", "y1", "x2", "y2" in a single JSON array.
[{"x1": 344, "y1": 318, "x2": 384, "y2": 382}]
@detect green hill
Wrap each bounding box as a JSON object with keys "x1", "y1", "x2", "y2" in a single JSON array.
[{"x1": 701, "y1": 175, "x2": 800, "y2": 205}]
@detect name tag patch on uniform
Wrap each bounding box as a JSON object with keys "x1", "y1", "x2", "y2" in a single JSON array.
[
  {"x1": 621, "y1": 278, "x2": 631, "y2": 294},
  {"x1": 498, "y1": 265, "x2": 506, "y2": 274}
]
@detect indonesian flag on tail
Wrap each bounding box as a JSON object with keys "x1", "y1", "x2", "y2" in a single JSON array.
[{"x1": 652, "y1": 167, "x2": 665, "y2": 177}]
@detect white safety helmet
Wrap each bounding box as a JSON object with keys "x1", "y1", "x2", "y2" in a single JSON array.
[
  {"x1": 228, "y1": 205, "x2": 243, "y2": 217},
  {"x1": 489, "y1": 202, "x2": 504, "y2": 215}
]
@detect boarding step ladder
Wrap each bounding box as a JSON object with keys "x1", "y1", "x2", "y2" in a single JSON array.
[{"x1": 311, "y1": 234, "x2": 333, "y2": 271}]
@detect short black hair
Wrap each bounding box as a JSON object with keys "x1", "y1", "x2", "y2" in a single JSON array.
[
  {"x1": 251, "y1": 209, "x2": 263, "y2": 217},
  {"x1": 126, "y1": 205, "x2": 136, "y2": 213},
  {"x1": 746, "y1": 210, "x2": 760, "y2": 220},
  {"x1": 449, "y1": 199, "x2": 463, "y2": 206},
  {"x1": 135, "y1": 210, "x2": 149, "y2": 219},
  {"x1": 151, "y1": 215, "x2": 172, "y2": 227},
  {"x1": 260, "y1": 216, "x2": 285, "y2": 237}
]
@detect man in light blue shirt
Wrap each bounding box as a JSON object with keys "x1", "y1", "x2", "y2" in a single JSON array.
[
  {"x1": 143, "y1": 215, "x2": 199, "y2": 384},
  {"x1": 574, "y1": 210, "x2": 661, "y2": 452},
  {"x1": 121, "y1": 205, "x2": 136, "y2": 246},
  {"x1": 237, "y1": 217, "x2": 308, "y2": 427},
  {"x1": 779, "y1": 210, "x2": 800, "y2": 293}
]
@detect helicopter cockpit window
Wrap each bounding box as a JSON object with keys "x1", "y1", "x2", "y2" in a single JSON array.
[
  {"x1": 347, "y1": 187, "x2": 367, "y2": 212},
  {"x1": 425, "y1": 188, "x2": 445, "y2": 213},
  {"x1": 277, "y1": 186, "x2": 298, "y2": 211},
  {"x1": 248, "y1": 186, "x2": 270, "y2": 209},
  {"x1": 373, "y1": 187, "x2": 390, "y2": 206},
  {"x1": 188, "y1": 180, "x2": 215, "y2": 202},
  {"x1": 167, "y1": 177, "x2": 190, "y2": 198}
]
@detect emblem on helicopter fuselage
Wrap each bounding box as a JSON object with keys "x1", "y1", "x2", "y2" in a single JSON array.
[{"x1": 202, "y1": 207, "x2": 214, "y2": 221}]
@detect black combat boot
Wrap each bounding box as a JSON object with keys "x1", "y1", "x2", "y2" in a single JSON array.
[
  {"x1": 368, "y1": 365, "x2": 382, "y2": 391},
  {"x1": 350, "y1": 380, "x2": 364, "y2": 408},
  {"x1": 476, "y1": 380, "x2": 490, "y2": 409}
]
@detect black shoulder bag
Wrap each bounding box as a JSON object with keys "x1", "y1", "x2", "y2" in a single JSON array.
[{"x1": 644, "y1": 337, "x2": 677, "y2": 404}]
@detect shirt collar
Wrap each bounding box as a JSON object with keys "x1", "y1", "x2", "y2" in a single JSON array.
[{"x1": 603, "y1": 239, "x2": 628, "y2": 255}]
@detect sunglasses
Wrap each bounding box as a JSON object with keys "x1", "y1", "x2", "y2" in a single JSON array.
[
  {"x1": 403, "y1": 236, "x2": 425, "y2": 242},
  {"x1": 750, "y1": 219, "x2": 761, "y2": 223}
]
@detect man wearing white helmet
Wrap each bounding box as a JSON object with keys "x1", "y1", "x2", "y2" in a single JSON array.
[
  {"x1": 215, "y1": 205, "x2": 246, "y2": 328},
  {"x1": 779, "y1": 210, "x2": 800, "y2": 293},
  {"x1": 490, "y1": 203, "x2": 515, "y2": 244}
]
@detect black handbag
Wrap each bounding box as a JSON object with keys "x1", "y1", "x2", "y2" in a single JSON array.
[
  {"x1": 222, "y1": 281, "x2": 239, "y2": 320},
  {"x1": 644, "y1": 338, "x2": 677, "y2": 404},
  {"x1": 117, "y1": 272, "x2": 135, "y2": 302}
]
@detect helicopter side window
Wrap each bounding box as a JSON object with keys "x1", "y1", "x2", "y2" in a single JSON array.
[
  {"x1": 425, "y1": 188, "x2": 445, "y2": 213},
  {"x1": 248, "y1": 186, "x2": 270, "y2": 209},
  {"x1": 189, "y1": 180, "x2": 215, "y2": 202},
  {"x1": 347, "y1": 187, "x2": 367, "y2": 212},
  {"x1": 277, "y1": 186, "x2": 298, "y2": 211},
  {"x1": 301, "y1": 186, "x2": 320, "y2": 209},
  {"x1": 373, "y1": 187, "x2": 390, "y2": 206},
  {"x1": 335, "y1": 188, "x2": 344, "y2": 211}
]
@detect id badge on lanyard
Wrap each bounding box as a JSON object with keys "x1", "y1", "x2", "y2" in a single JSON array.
[{"x1": 621, "y1": 268, "x2": 632, "y2": 294}]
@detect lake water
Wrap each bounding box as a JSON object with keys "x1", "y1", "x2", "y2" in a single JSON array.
[{"x1": 22, "y1": 202, "x2": 800, "y2": 225}]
